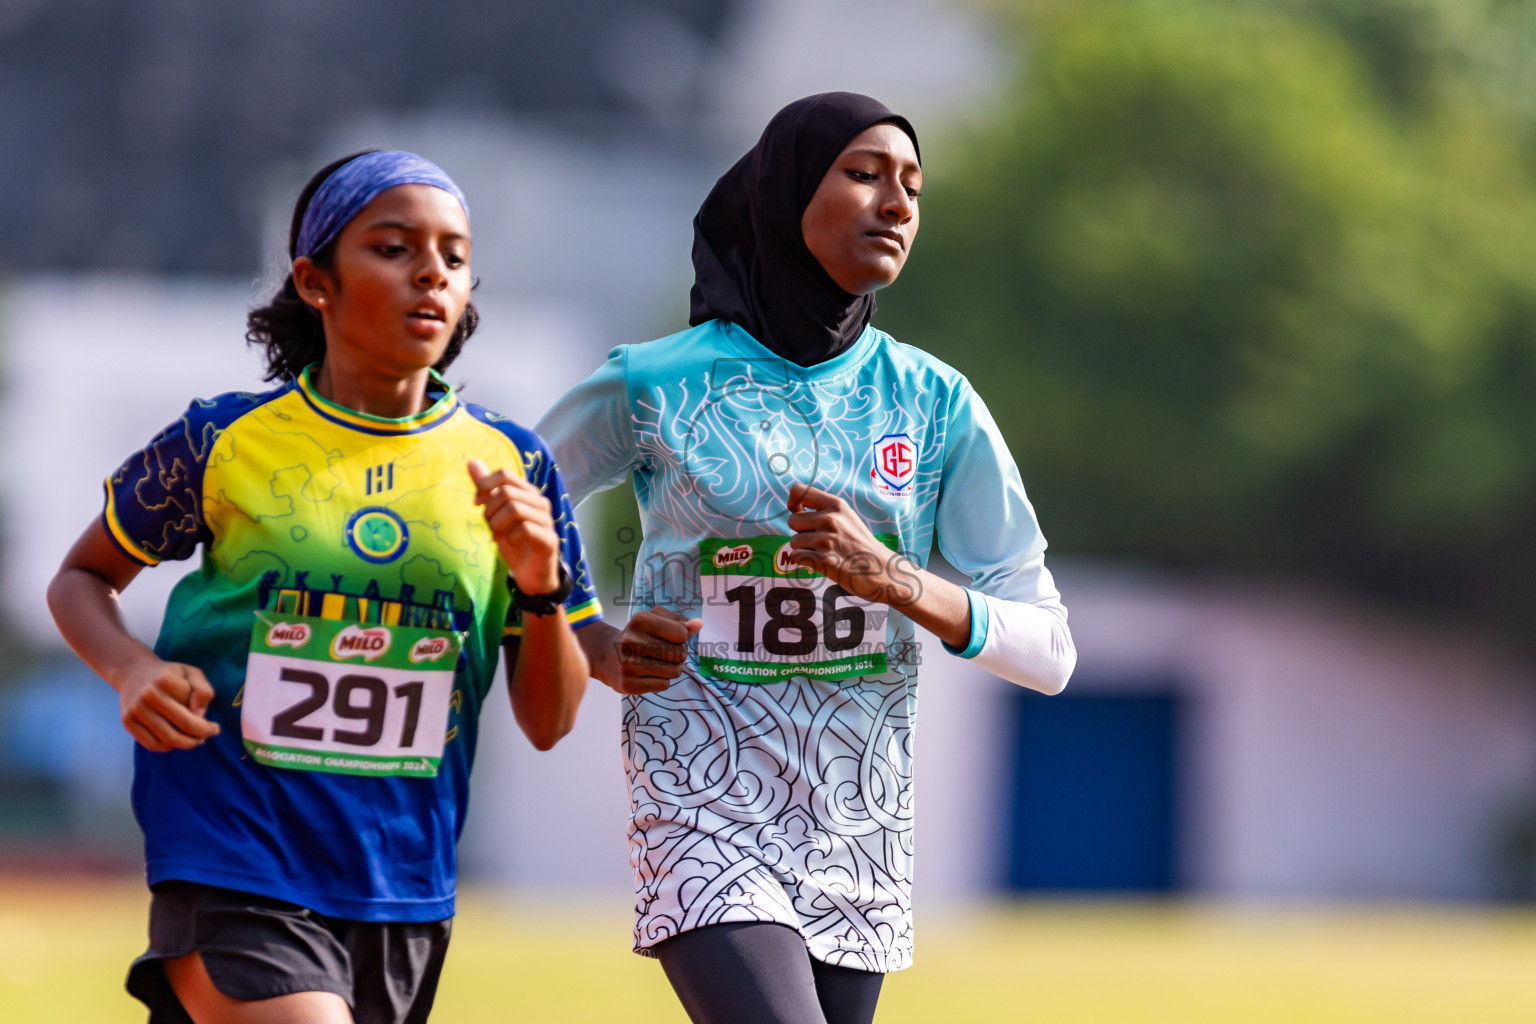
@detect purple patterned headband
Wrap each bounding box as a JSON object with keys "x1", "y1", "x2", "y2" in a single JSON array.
[{"x1": 295, "y1": 151, "x2": 470, "y2": 259}]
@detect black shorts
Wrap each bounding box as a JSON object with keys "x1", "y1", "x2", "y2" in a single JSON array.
[{"x1": 126, "y1": 881, "x2": 451, "y2": 1024}]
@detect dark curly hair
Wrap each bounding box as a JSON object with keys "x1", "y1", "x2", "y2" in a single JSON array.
[{"x1": 246, "y1": 151, "x2": 479, "y2": 383}]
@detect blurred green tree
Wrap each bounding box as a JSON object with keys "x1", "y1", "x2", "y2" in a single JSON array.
[{"x1": 880, "y1": 0, "x2": 1536, "y2": 631}]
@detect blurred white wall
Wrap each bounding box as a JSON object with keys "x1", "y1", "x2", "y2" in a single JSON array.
[
  {"x1": 1061, "y1": 570, "x2": 1536, "y2": 901},
  {"x1": 1, "y1": 276, "x2": 267, "y2": 639}
]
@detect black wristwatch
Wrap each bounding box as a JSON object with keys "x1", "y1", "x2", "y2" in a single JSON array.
[{"x1": 511, "y1": 563, "x2": 574, "y2": 617}]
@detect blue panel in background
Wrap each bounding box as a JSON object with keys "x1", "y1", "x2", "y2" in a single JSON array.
[{"x1": 1007, "y1": 689, "x2": 1181, "y2": 892}]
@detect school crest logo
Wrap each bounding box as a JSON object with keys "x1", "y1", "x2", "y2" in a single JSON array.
[
  {"x1": 870, "y1": 433, "x2": 917, "y2": 498},
  {"x1": 345, "y1": 506, "x2": 409, "y2": 564}
]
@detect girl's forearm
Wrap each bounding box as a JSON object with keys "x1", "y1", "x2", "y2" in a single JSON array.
[
  {"x1": 883, "y1": 566, "x2": 971, "y2": 651},
  {"x1": 508, "y1": 613, "x2": 589, "y2": 750},
  {"x1": 575, "y1": 619, "x2": 622, "y2": 689},
  {"x1": 46, "y1": 566, "x2": 159, "y2": 691}
]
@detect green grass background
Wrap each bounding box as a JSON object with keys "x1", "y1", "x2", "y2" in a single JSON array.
[{"x1": 5, "y1": 878, "x2": 1536, "y2": 1022}]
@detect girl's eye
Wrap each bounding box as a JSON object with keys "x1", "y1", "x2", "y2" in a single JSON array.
[
  {"x1": 848, "y1": 169, "x2": 877, "y2": 183},
  {"x1": 445, "y1": 254, "x2": 466, "y2": 268},
  {"x1": 906, "y1": 188, "x2": 923, "y2": 199},
  {"x1": 375, "y1": 244, "x2": 407, "y2": 257}
]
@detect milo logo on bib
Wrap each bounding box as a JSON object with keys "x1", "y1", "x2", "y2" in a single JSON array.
[
  {"x1": 713, "y1": 544, "x2": 753, "y2": 570},
  {"x1": 266, "y1": 622, "x2": 311, "y2": 648},
  {"x1": 772, "y1": 543, "x2": 797, "y2": 575},
  {"x1": 331, "y1": 624, "x2": 391, "y2": 661},
  {"x1": 696, "y1": 534, "x2": 899, "y2": 684},
  {"x1": 409, "y1": 636, "x2": 453, "y2": 663}
]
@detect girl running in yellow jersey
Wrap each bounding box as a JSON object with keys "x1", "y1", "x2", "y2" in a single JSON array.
[{"x1": 48, "y1": 151, "x2": 603, "y2": 1024}]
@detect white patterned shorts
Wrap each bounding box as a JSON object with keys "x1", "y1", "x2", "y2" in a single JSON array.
[{"x1": 623, "y1": 673, "x2": 919, "y2": 973}]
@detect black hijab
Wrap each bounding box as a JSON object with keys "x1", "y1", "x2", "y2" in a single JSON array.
[{"x1": 689, "y1": 92, "x2": 921, "y2": 366}]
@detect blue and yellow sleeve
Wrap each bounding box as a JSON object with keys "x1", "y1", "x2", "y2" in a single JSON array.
[
  {"x1": 503, "y1": 437, "x2": 604, "y2": 639},
  {"x1": 102, "y1": 404, "x2": 216, "y2": 566},
  {"x1": 101, "y1": 391, "x2": 273, "y2": 566}
]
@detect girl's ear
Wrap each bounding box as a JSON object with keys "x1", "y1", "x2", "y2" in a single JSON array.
[{"x1": 291, "y1": 257, "x2": 332, "y2": 311}]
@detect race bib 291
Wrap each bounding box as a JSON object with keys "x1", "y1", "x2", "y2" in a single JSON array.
[{"x1": 241, "y1": 612, "x2": 464, "y2": 778}]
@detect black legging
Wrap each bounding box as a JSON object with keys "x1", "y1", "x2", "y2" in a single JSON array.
[{"x1": 654, "y1": 922, "x2": 884, "y2": 1024}]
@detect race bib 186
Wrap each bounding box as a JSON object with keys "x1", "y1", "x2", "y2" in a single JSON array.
[
  {"x1": 241, "y1": 612, "x2": 464, "y2": 778},
  {"x1": 697, "y1": 535, "x2": 898, "y2": 683}
]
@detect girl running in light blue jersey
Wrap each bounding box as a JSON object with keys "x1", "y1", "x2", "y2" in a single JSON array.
[{"x1": 538, "y1": 93, "x2": 1077, "y2": 1024}]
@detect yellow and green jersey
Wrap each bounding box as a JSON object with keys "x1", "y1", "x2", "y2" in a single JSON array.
[{"x1": 104, "y1": 365, "x2": 600, "y2": 921}]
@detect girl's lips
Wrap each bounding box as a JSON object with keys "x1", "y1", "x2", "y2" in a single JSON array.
[{"x1": 404, "y1": 312, "x2": 447, "y2": 337}]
